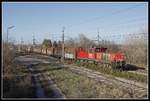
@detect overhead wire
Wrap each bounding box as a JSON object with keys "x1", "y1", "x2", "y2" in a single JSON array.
[
  {"x1": 90, "y1": 17, "x2": 147, "y2": 31},
  {"x1": 65, "y1": 3, "x2": 146, "y2": 44},
  {"x1": 45, "y1": 4, "x2": 147, "y2": 44},
  {"x1": 67, "y1": 3, "x2": 143, "y2": 29},
  {"x1": 91, "y1": 18, "x2": 147, "y2": 36}
]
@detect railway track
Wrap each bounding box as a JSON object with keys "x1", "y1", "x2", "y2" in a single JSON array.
[
  {"x1": 63, "y1": 64, "x2": 147, "y2": 97},
  {"x1": 127, "y1": 70, "x2": 147, "y2": 76}
]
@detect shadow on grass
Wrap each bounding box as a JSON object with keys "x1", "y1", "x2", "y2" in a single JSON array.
[
  {"x1": 38, "y1": 77, "x2": 64, "y2": 98},
  {"x1": 3, "y1": 76, "x2": 36, "y2": 98},
  {"x1": 31, "y1": 67, "x2": 63, "y2": 74},
  {"x1": 123, "y1": 64, "x2": 145, "y2": 71}
]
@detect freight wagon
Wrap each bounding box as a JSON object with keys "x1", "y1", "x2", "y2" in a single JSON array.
[{"x1": 26, "y1": 46, "x2": 126, "y2": 70}]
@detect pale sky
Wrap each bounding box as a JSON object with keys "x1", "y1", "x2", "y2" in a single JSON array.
[{"x1": 2, "y1": 2, "x2": 148, "y2": 44}]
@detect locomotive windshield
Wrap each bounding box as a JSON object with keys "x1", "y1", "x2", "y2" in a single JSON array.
[{"x1": 95, "y1": 47, "x2": 107, "y2": 52}]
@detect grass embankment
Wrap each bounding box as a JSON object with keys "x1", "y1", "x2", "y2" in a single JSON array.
[
  {"x1": 3, "y1": 44, "x2": 35, "y2": 98},
  {"x1": 3, "y1": 63, "x2": 35, "y2": 98},
  {"x1": 41, "y1": 64, "x2": 146, "y2": 98},
  {"x1": 75, "y1": 61, "x2": 147, "y2": 83}
]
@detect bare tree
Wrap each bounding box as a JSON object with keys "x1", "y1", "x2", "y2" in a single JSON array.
[
  {"x1": 42, "y1": 39, "x2": 52, "y2": 54},
  {"x1": 121, "y1": 30, "x2": 148, "y2": 67},
  {"x1": 77, "y1": 34, "x2": 96, "y2": 50}
]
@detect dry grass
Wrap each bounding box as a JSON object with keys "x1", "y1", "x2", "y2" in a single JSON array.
[
  {"x1": 121, "y1": 32, "x2": 148, "y2": 68},
  {"x1": 75, "y1": 62, "x2": 147, "y2": 83},
  {"x1": 42, "y1": 65, "x2": 146, "y2": 98},
  {"x1": 3, "y1": 43, "x2": 35, "y2": 98},
  {"x1": 3, "y1": 63, "x2": 35, "y2": 98}
]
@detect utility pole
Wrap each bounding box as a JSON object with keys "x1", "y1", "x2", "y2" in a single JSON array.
[
  {"x1": 33, "y1": 35, "x2": 36, "y2": 46},
  {"x1": 97, "y1": 28, "x2": 100, "y2": 46},
  {"x1": 32, "y1": 35, "x2": 36, "y2": 53},
  {"x1": 7, "y1": 28, "x2": 8, "y2": 43},
  {"x1": 21, "y1": 37, "x2": 24, "y2": 45},
  {"x1": 97, "y1": 28, "x2": 103, "y2": 47},
  {"x1": 61, "y1": 27, "x2": 65, "y2": 64},
  {"x1": 7, "y1": 26, "x2": 15, "y2": 43},
  {"x1": 21, "y1": 37, "x2": 24, "y2": 52}
]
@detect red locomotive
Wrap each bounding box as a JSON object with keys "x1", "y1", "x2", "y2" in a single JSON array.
[{"x1": 65, "y1": 47, "x2": 126, "y2": 70}]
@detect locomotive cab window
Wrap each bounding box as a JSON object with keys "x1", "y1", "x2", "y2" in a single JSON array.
[{"x1": 95, "y1": 47, "x2": 107, "y2": 52}]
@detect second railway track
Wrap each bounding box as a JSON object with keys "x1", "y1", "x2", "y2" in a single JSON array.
[{"x1": 63, "y1": 64, "x2": 147, "y2": 96}]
